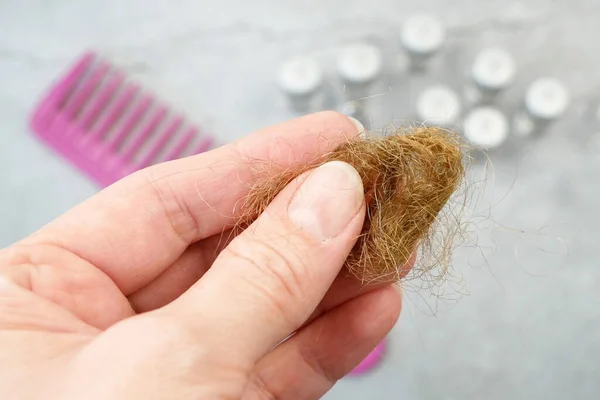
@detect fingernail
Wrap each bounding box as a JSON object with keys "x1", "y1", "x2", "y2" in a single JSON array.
[
  {"x1": 288, "y1": 161, "x2": 363, "y2": 242},
  {"x1": 348, "y1": 116, "x2": 365, "y2": 137}
]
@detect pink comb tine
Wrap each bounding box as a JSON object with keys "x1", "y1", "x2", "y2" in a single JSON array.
[
  {"x1": 62, "y1": 62, "x2": 110, "y2": 119},
  {"x1": 137, "y1": 116, "x2": 183, "y2": 168},
  {"x1": 29, "y1": 51, "x2": 214, "y2": 187},
  {"x1": 30, "y1": 52, "x2": 95, "y2": 131},
  {"x1": 106, "y1": 95, "x2": 153, "y2": 150},
  {"x1": 88, "y1": 83, "x2": 139, "y2": 142},
  {"x1": 163, "y1": 126, "x2": 196, "y2": 161},
  {"x1": 121, "y1": 106, "x2": 168, "y2": 160},
  {"x1": 190, "y1": 135, "x2": 213, "y2": 155},
  {"x1": 78, "y1": 71, "x2": 125, "y2": 129}
]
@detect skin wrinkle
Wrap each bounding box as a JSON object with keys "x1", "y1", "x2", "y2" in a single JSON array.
[
  {"x1": 221, "y1": 237, "x2": 311, "y2": 330},
  {"x1": 296, "y1": 337, "x2": 338, "y2": 386},
  {"x1": 247, "y1": 372, "x2": 278, "y2": 400},
  {"x1": 0, "y1": 279, "x2": 98, "y2": 334},
  {"x1": 0, "y1": 244, "x2": 135, "y2": 329},
  {"x1": 145, "y1": 170, "x2": 202, "y2": 246},
  {"x1": 247, "y1": 343, "x2": 332, "y2": 400},
  {"x1": 19, "y1": 232, "x2": 141, "y2": 301}
]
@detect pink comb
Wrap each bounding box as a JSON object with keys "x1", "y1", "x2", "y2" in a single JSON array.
[{"x1": 29, "y1": 52, "x2": 213, "y2": 187}]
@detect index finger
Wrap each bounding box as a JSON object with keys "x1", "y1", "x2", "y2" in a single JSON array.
[{"x1": 22, "y1": 111, "x2": 362, "y2": 295}]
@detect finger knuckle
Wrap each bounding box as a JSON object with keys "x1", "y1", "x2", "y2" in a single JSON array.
[
  {"x1": 144, "y1": 171, "x2": 202, "y2": 243},
  {"x1": 247, "y1": 371, "x2": 279, "y2": 400},
  {"x1": 223, "y1": 236, "x2": 311, "y2": 324}
]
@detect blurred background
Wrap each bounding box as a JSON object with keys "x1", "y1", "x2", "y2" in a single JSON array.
[{"x1": 2, "y1": 0, "x2": 600, "y2": 399}]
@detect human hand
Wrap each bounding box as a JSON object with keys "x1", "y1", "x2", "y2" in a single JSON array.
[{"x1": 0, "y1": 112, "x2": 410, "y2": 399}]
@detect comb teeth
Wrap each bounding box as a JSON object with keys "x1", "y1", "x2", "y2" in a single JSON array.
[
  {"x1": 106, "y1": 95, "x2": 154, "y2": 150},
  {"x1": 62, "y1": 61, "x2": 111, "y2": 118},
  {"x1": 31, "y1": 53, "x2": 95, "y2": 131},
  {"x1": 29, "y1": 52, "x2": 214, "y2": 187},
  {"x1": 78, "y1": 71, "x2": 125, "y2": 129},
  {"x1": 122, "y1": 105, "x2": 168, "y2": 160},
  {"x1": 163, "y1": 126, "x2": 197, "y2": 162},
  {"x1": 89, "y1": 83, "x2": 139, "y2": 142},
  {"x1": 137, "y1": 116, "x2": 183, "y2": 168}
]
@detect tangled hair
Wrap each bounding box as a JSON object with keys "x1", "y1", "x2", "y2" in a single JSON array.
[{"x1": 238, "y1": 126, "x2": 470, "y2": 285}]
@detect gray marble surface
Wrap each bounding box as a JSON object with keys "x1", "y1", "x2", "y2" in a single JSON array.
[{"x1": 2, "y1": 1, "x2": 600, "y2": 399}]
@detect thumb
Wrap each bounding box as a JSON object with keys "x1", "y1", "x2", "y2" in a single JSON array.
[{"x1": 160, "y1": 161, "x2": 365, "y2": 363}]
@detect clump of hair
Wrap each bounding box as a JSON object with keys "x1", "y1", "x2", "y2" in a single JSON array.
[{"x1": 237, "y1": 126, "x2": 470, "y2": 285}]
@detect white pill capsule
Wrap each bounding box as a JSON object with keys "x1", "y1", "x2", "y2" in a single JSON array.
[
  {"x1": 416, "y1": 85, "x2": 461, "y2": 127},
  {"x1": 463, "y1": 107, "x2": 509, "y2": 149},
  {"x1": 400, "y1": 14, "x2": 446, "y2": 71},
  {"x1": 337, "y1": 43, "x2": 383, "y2": 99},
  {"x1": 466, "y1": 48, "x2": 516, "y2": 104},
  {"x1": 278, "y1": 55, "x2": 323, "y2": 112},
  {"x1": 514, "y1": 77, "x2": 569, "y2": 136}
]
